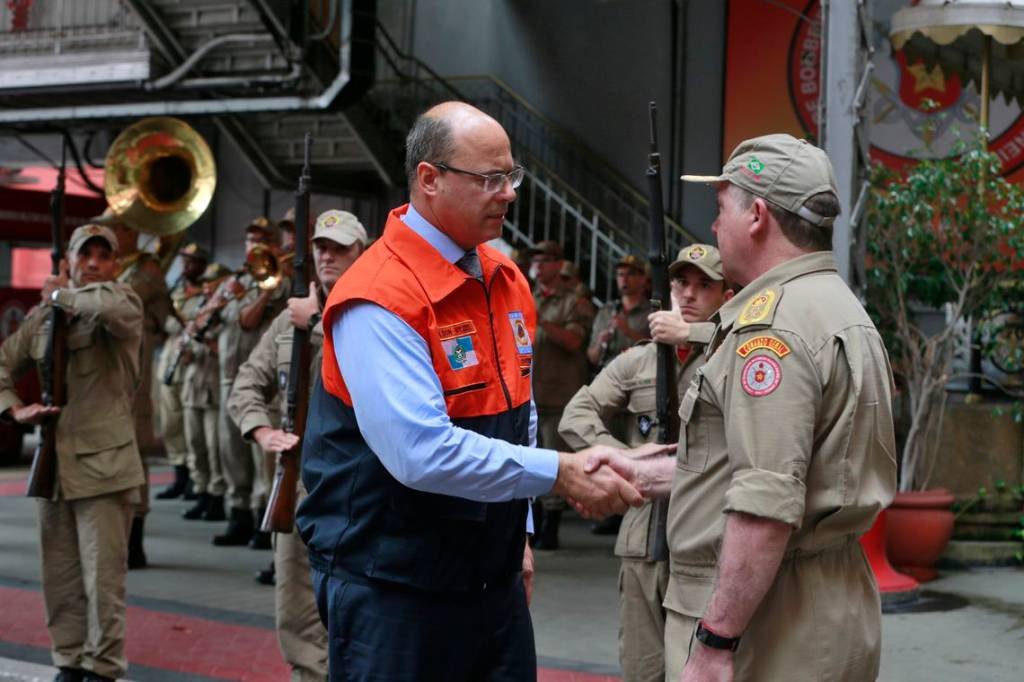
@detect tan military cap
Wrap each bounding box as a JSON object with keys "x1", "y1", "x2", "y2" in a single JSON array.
[
  {"x1": 313, "y1": 209, "x2": 368, "y2": 247},
  {"x1": 669, "y1": 243, "x2": 724, "y2": 281},
  {"x1": 179, "y1": 242, "x2": 210, "y2": 262},
  {"x1": 681, "y1": 133, "x2": 839, "y2": 227},
  {"x1": 528, "y1": 240, "x2": 563, "y2": 259},
  {"x1": 614, "y1": 254, "x2": 649, "y2": 275},
  {"x1": 68, "y1": 223, "x2": 118, "y2": 258},
  {"x1": 246, "y1": 216, "x2": 281, "y2": 244}
]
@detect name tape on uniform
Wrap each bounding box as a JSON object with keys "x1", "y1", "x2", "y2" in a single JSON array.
[
  {"x1": 438, "y1": 320, "x2": 477, "y2": 341},
  {"x1": 736, "y1": 335, "x2": 791, "y2": 359}
]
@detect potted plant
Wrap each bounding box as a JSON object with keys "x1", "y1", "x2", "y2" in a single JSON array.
[{"x1": 864, "y1": 132, "x2": 1024, "y2": 580}]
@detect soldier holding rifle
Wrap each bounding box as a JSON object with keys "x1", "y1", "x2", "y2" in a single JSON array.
[
  {"x1": 228, "y1": 208, "x2": 367, "y2": 682},
  {"x1": 587, "y1": 254, "x2": 653, "y2": 370},
  {"x1": 559, "y1": 244, "x2": 731, "y2": 682},
  {"x1": 0, "y1": 224, "x2": 144, "y2": 682}
]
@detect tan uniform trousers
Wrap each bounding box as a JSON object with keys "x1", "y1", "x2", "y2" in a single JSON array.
[
  {"x1": 184, "y1": 404, "x2": 225, "y2": 495},
  {"x1": 37, "y1": 491, "x2": 134, "y2": 679},
  {"x1": 274, "y1": 486, "x2": 327, "y2": 681},
  {"x1": 619, "y1": 558, "x2": 669, "y2": 682},
  {"x1": 157, "y1": 374, "x2": 188, "y2": 467},
  {"x1": 664, "y1": 539, "x2": 881, "y2": 682},
  {"x1": 218, "y1": 382, "x2": 268, "y2": 511}
]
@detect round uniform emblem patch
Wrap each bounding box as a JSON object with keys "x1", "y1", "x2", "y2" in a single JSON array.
[
  {"x1": 741, "y1": 354, "x2": 781, "y2": 397},
  {"x1": 687, "y1": 245, "x2": 706, "y2": 260}
]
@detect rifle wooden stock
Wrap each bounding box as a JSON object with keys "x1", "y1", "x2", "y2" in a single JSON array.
[
  {"x1": 261, "y1": 132, "x2": 313, "y2": 534},
  {"x1": 28, "y1": 143, "x2": 68, "y2": 499},
  {"x1": 644, "y1": 102, "x2": 679, "y2": 562}
]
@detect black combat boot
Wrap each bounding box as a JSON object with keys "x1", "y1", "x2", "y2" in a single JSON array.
[
  {"x1": 53, "y1": 668, "x2": 85, "y2": 682},
  {"x1": 255, "y1": 560, "x2": 276, "y2": 585},
  {"x1": 128, "y1": 516, "x2": 147, "y2": 569},
  {"x1": 155, "y1": 465, "x2": 188, "y2": 500},
  {"x1": 182, "y1": 492, "x2": 210, "y2": 520},
  {"x1": 183, "y1": 479, "x2": 198, "y2": 501},
  {"x1": 203, "y1": 495, "x2": 227, "y2": 522},
  {"x1": 248, "y1": 507, "x2": 271, "y2": 549},
  {"x1": 212, "y1": 507, "x2": 255, "y2": 546},
  {"x1": 534, "y1": 510, "x2": 561, "y2": 551}
]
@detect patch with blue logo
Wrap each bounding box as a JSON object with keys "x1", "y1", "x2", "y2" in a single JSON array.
[
  {"x1": 442, "y1": 335, "x2": 479, "y2": 370},
  {"x1": 508, "y1": 311, "x2": 532, "y2": 354}
]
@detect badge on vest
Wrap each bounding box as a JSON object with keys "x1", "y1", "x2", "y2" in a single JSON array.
[
  {"x1": 443, "y1": 335, "x2": 479, "y2": 370},
  {"x1": 508, "y1": 311, "x2": 532, "y2": 354}
]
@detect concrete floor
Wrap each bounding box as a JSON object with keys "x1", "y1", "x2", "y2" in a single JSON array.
[{"x1": 0, "y1": 458, "x2": 1022, "y2": 680}]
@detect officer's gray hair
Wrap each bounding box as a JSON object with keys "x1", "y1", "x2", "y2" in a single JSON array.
[
  {"x1": 405, "y1": 112, "x2": 457, "y2": 189},
  {"x1": 729, "y1": 184, "x2": 837, "y2": 252}
]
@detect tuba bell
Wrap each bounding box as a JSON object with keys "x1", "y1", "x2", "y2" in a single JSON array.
[{"x1": 104, "y1": 117, "x2": 217, "y2": 270}]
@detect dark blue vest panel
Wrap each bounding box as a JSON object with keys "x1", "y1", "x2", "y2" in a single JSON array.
[{"x1": 297, "y1": 377, "x2": 530, "y2": 593}]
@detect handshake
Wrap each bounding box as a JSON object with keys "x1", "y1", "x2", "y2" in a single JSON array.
[{"x1": 551, "y1": 442, "x2": 676, "y2": 519}]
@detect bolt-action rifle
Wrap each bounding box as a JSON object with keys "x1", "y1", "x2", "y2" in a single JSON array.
[
  {"x1": 644, "y1": 102, "x2": 679, "y2": 561},
  {"x1": 262, "y1": 132, "x2": 313, "y2": 533},
  {"x1": 26, "y1": 144, "x2": 68, "y2": 499}
]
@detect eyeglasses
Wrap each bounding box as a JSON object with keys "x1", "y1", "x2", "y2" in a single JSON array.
[{"x1": 433, "y1": 162, "x2": 525, "y2": 193}]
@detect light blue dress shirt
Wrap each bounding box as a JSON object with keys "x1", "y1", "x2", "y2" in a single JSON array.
[{"x1": 332, "y1": 204, "x2": 559, "y2": 524}]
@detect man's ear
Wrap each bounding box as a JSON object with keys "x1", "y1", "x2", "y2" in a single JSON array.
[
  {"x1": 722, "y1": 288, "x2": 735, "y2": 303},
  {"x1": 416, "y1": 161, "x2": 441, "y2": 197},
  {"x1": 749, "y1": 197, "x2": 772, "y2": 240}
]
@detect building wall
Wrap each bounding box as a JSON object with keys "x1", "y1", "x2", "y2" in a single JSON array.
[{"x1": 381, "y1": 0, "x2": 727, "y2": 242}]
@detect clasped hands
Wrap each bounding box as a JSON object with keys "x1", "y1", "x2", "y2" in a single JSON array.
[{"x1": 553, "y1": 442, "x2": 675, "y2": 518}]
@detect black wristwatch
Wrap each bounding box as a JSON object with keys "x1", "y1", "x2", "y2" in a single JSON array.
[
  {"x1": 695, "y1": 620, "x2": 741, "y2": 652},
  {"x1": 308, "y1": 311, "x2": 322, "y2": 329}
]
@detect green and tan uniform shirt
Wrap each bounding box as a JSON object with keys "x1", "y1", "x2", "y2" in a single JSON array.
[
  {"x1": 226, "y1": 306, "x2": 323, "y2": 440},
  {"x1": 666, "y1": 252, "x2": 897, "y2": 678},
  {"x1": 218, "y1": 271, "x2": 290, "y2": 387},
  {"x1": 559, "y1": 339, "x2": 706, "y2": 559},
  {"x1": 0, "y1": 282, "x2": 145, "y2": 500},
  {"x1": 532, "y1": 281, "x2": 596, "y2": 411},
  {"x1": 589, "y1": 298, "x2": 653, "y2": 368}
]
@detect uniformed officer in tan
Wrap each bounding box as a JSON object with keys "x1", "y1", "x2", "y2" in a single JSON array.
[
  {"x1": 227, "y1": 209, "x2": 368, "y2": 682},
  {"x1": 99, "y1": 209, "x2": 173, "y2": 569},
  {"x1": 530, "y1": 239, "x2": 596, "y2": 549},
  {"x1": 587, "y1": 254, "x2": 653, "y2": 370},
  {"x1": 559, "y1": 244, "x2": 732, "y2": 682},
  {"x1": 154, "y1": 243, "x2": 208, "y2": 501},
  {"x1": 582, "y1": 135, "x2": 896, "y2": 681},
  {"x1": 214, "y1": 217, "x2": 291, "y2": 548},
  {"x1": 0, "y1": 224, "x2": 145, "y2": 682},
  {"x1": 178, "y1": 263, "x2": 229, "y2": 521}
]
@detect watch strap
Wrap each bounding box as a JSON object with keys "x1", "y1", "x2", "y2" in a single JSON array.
[{"x1": 695, "y1": 620, "x2": 740, "y2": 652}]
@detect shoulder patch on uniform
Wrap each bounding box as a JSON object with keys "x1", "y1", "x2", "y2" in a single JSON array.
[
  {"x1": 741, "y1": 355, "x2": 782, "y2": 397},
  {"x1": 736, "y1": 288, "x2": 781, "y2": 328},
  {"x1": 507, "y1": 311, "x2": 532, "y2": 354},
  {"x1": 736, "y1": 335, "x2": 791, "y2": 359}
]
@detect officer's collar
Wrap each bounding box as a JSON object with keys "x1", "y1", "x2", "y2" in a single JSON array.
[{"x1": 715, "y1": 251, "x2": 837, "y2": 329}]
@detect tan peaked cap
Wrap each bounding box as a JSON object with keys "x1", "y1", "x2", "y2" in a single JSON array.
[
  {"x1": 313, "y1": 210, "x2": 368, "y2": 247},
  {"x1": 669, "y1": 243, "x2": 724, "y2": 281},
  {"x1": 681, "y1": 133, "x2": 839, "y2": 227},
  {"x1": 68, "y1": 223, "x2": 118, "y2": 258}
]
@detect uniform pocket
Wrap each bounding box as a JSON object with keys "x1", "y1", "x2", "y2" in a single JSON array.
[
  {"x1": 677, "y1": 376, "x2": 710, "y2": 473},
  {"x1": 66, "y1": 327, "x2": 98, "y2": 376}
]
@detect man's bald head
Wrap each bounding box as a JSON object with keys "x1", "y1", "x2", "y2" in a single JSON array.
[{"x1": 404, "y1": 102, "x2": 506, "y2": 189}]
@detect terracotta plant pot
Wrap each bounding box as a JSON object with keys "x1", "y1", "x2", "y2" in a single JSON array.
[{"x1": 885, "y1": 488, "x2": 956, "y2": 582}]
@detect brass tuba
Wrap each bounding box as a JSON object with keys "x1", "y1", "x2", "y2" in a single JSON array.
[{"x1": 104, "y1": 117, "x2": 217, "y2": 270}]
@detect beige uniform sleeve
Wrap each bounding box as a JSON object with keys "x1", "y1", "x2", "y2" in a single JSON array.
[
  {"x1": 53, "y1": 282, "x2": 144, "y2": 340},
  {"x1": 721, "y1": 328, "x2": 826, "y2": 528},
  {"x1": 558, "y1": 350, "x2": 635, "y2": 450},
  {"x1": 227, "y1": 313, "x2": 285, "y2": 439},
  {"x1": 0, "y1": 307, "x2": 45, "y2": 416}
]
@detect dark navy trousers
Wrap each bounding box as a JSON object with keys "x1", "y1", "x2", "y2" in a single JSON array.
[{"x1": 312, "y1": 568, "x2": 537, "y2": 681}]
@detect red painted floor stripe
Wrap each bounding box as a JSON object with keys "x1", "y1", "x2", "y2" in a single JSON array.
[{"x1": 0, "y1": 586, "x2": 619, "y2": 681}]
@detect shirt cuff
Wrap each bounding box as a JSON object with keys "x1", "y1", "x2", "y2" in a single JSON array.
[
  {"x1": 514, "y1": 447, "x2": 560, "y2": 499},
  {"x1": 238, "y1": 413, "x2": 274, "y2": 441},
  {"x1": 723, "y1": 468, "x2": 806, "y2": 529},
  {"x1": 52, "y1": 288, "x2": 75, "y2": 311}
]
